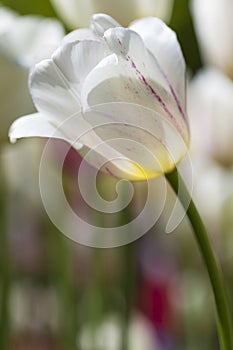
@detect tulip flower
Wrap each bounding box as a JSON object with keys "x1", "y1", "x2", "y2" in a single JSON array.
[
  {"x1": 9, "y1": 14, "x2": 233, "y2": 349},
  {"x1": 9, "y1": 14, "x2": 189, "y2": 181},
  {"x1": 50, "y1": 0, "x2": 174, "y2": 29},
  {"x1": 189, "y1": 68, "x2": 233, "y2": 166},
  {"x1": 191, "y1": 0, "x2": 233, "y2": 79}
]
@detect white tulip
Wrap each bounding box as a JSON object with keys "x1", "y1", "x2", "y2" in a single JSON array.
[
  {"x1": 9, "y1": 14, "x2": 189, "y2": 181},
  {"x1": 188, "y1": 68, "x2": 233, "y2": 166},
  {"x1": 50, "y1": 0, "x2": 174, "y2": 28},
  {"x1": 191, "y1": 0, "x2": 233, "y2": 78}
]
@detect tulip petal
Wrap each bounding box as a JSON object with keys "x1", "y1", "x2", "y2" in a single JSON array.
[
  {"x1": 77, "y1": 103, "x2": 187, "y2": 179},
  {"x1": 29, "y1": 40, "x2": 106, "y2": 124},
  {"x1": 130, "y1": 17, "x2": 186, "y2": 112},
  {"x1": 82, "y1": 29, "x2": 165, "y2": 109},
  {"x1": 82, "y1": 27, "x2": 188, "y2": 143},
  {"x1": 91, "y1": 13, "x2": 121, "y2": 37},
  {"x1": 9, "y1": 112, "x2": 82, "y2": 149},
  {"x1": 62, "y1": 28, "x2": 100, "y2": 45}
]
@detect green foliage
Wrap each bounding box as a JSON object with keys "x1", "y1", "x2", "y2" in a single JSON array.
[
  {"x1": 170, "y1": 0, "x2": 202, "y2": 74},
  {"x1": 1, "y1": 0, "x2": 56, "y2": 17}
]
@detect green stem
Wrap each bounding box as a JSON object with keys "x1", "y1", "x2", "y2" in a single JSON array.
[
  {"x1": 0, "y1": 169, "x2": 11, "y2": 350},
  {"x1": 166, "y1": 168, "x2": 233, "y2": 350}
]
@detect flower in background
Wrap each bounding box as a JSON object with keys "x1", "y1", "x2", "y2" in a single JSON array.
[
  {"x1": 2, "y1": 139, "x2": 47, "y2": 206},
  {"x1": 10, "y1": 14, "x2": 189, "y2": 181},
  {"x1": 191, "y1": 157, "x2": 231, "y2": 233},
  {"x1": 0, "y1": 6, "x2": 17, "y2": 34},
  {"x1": 10, "y1": 281, "x2": 59, "y2": 335},
  {"x1": 50, "y1": 0, "x2": 174, "y2": 29},
  {"x1": 188, "y1": 68, "x2": 233, "y2": 167},
  {"x1": 191, "y1": 0, "x2": 233, "y2": 79},
  {"x1": 0, "y1": 7, "x2": 64, "y2": 67},
  {"x1": 79, "y1": 313, "x2": 160, "y2": 350},
  {"x1": 0, "y1": 6, "x2": 64, "y2": 144}
]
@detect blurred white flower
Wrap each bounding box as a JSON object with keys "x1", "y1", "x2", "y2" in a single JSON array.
[
  {"x1": 0, "y1": 6, "x2": 64, "y2": 143},
  {"x1": 50, "y1": 0, "x2": 174, "y2": 29},
  {"x1": 0, "y1": 7, "x2": 64, "y2": 67},
  {"x1": 0, "y1": 6, "x2": 17, "y2": 34},
  {"x1": 192, "y1": 157, "x2": 230, "y2": 232},
  {"x1": 10, "y1": 281, "x2": 59, "y2": 334},
  {"x1": 128, "y1": 315, "x2": 160, "y2": 350},
  {"x1": 79, "y1": 313, "x2": 160, "y2": 350},
  {"x1": 2, "y1": 139, "x2": 45, "y2": 205},
  {"x1": 191, "y1": 0, "x2": 233, "y2": 78},
  {"x1": 191, "y1": 155, "x2": 233, "y2": 271},
  {"x1": 188, "y1": 68, "x2": 233, "y2": 166},
  {"x1": 10, "y1": 14, "x2": 189, "y2": 181}
]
